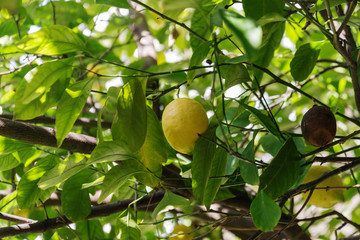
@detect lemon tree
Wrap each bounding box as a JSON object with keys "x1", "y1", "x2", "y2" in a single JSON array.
[
  {"x1": 162, "y1": 98, "x2": 209, "y2": 154},
  {"x1": 1, "y1": 0, "x2": 360, "y2": 239}
]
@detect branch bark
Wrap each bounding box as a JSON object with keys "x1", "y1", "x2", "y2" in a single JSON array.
[
  {"x1": 0, "y1": 117, "x2": 97, "y2": 154},
  {"x1": 0, "y1": 114, "x2": 112, "y2": 128},
  {"x1": 0, "y1": 191, "x2": 165, "y2": 238}
]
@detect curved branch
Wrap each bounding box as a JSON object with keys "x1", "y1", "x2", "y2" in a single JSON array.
[
  {"x1": 0, "y1": 212, "x2": 36, "y2": 224},
  {"x1": 0, "y1": 191, "x2": 165, "y2": 238},
  {"x1": 0, "y1": 117, "x2": 97, "y2": 154}
]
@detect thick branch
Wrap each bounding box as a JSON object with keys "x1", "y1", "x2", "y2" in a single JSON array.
[
  {"x1": 0, "y1": 212, "x2": 36, "y2": 224},
  {"x1": 0, "y1": 114, "x2": 112, "y2": 129},
  {"x1": 0, "y1": 191, "x2": 165, "y2": 238},
  {"x1": 0, "y1": 117, "x2": 96, "y2": 154}
]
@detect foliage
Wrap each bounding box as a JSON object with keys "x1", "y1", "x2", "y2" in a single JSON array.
[{"x1": 0, "y1": 0, "x2": 360, "y2": 239}]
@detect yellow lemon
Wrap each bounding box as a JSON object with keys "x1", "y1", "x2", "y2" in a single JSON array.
[
  {"x1": 169, "y1": 224, "x2": 194, "y2": 240},
  {"x1": 302, "y1": 165, "x2": 344, "y2": 208},
  {"x1": 162, "y1": 98, "x2": 209, "y2": 154},
  {"x1": 14, "y1": 208, "x2": 30, "y2": 218}
]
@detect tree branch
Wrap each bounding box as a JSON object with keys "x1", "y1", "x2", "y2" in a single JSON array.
[
  {"x1": 0, "y1": 191, "x2": 165, "y2": 238},
  {"x1": 0, "y1": 114, "x2": 112, "y2": 129},
  {"x1": 279, "y1": 158, "x2": 360, "y2": 207},
  {"x1": 249, "y1": 63, "x2": 360, "y2": 126},
  {"x1": 0, "y1": 117, "x2": 96, "y2": 154},
  {"x1": 0, "y1": 212, "x2": 36, "y2": 224},
  {"x1": 129, "y1": 0, "x2": 207, "y2": 42}
]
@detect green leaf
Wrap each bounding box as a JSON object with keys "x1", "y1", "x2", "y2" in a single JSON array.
[
  {"x1": 313, "y1": 0, "x2": 347, "y2": 12},
  {"x1": 88, "y1": 141, "x2": 136, "y2": 165},
  {"x1": 95, "y1": 0, "x2": 131, "y2": 8},
  {"x1": 0, "y1": 154, "x2": 21, "y2": 171},
  {"x1": 17, "y1": 25, "x2": 86, "y2": 55},
  {"x1": 0, "y1": 191, "x2": 17, "y2": 213},
  {"x1": 220, "y1": 10, "x2": 262, "y2": 61},
  {"x1": 219, "y1": 56, "x2": 251, "y2": 89},
  {"x1": 112, "y1": 79, "x2": 147, "y2": 152},
  {"x1": 203, "y1": 147, "x2": 228, "y2": 209},
  {"x1": 243, "y1": 0, "x2": 285, "y2": 21},
  {"x1": 239, "y1": 140, "x2": 259, "y2": 185},
  {"x1": 225, "y1": 55, "x2": 248, "y2": 64},
  {"x1": 187, "y1": 41, "x2": 213, "y2": 84},
  {"x1": 259, "y1": 138, "x2": 300, "y2": 199},
  {"x1": 240, "y1": 103, "x2": 282, "y2": 139},
  {"x1": 162, "y1": 0, "x2": 194, "y2": 18},
  {"x1": 134, "y1": 107, "x2": 167, "y2": 187},
  {"x1": 77, "y1": 220, "x2": 106, "y2": 240},
  {"x1": 118, "y1": 216, "x2": 141, "y2": 240},
  {"x1": 190, "y1": 5, "x2": 215, "y2": 50},
  {"x1": 56, "y1": 79, "x2": 94, "y2": 146},
  {"x1": 210, "y1": 3, "x2": 225, "y2": 27},
  {"x1": 61, "y1": 169, "x2": 95, "y2": 222},
  {"x1": 30, "y1": 1, "x2": 89, "y2": 28},
  {"x1": 290, "y1": 42, "x2": 321, "y2": 82},
  {"x1": 98, "y1": 165, "x2": 140, "y2": 204},
  {"x1": 250, "y1": 190, "x2": 281, "y2": 232},
  {"x1": 259, "y1": 134, "x2": 282, "y2": 156},
  {"x1": 192, "y1": 128, "x2": 217, "y2": 203},
  {"x1": 252, "y1": 21, "x2": 285, "y2": 81},
  {"x1": 38, "y1": 154, "x2": 86, "y2": 190},
  {"x1": 17, "y1": 156, "x2": 60, "y2": 209},
  {"x1": 14, "y1": 68, "x2": 71, "y2": 120},
  {"x1": 15, "y1": 59, "x2": 73, "y2": 106},
  {"x1": 152, "y1": 191, "x2": 192, "y2": 218},
  {"x1": 0, "y1": 18, "x2": 18, "y2": 37},
  {"x1": 0, "y1": 138, "x2": 33, "y2": 155},
  {"x1": 257, "y1": 13, "x2": 286, "y2": 26},
  {"x1": 15, "y1": 149, "x2": 42, "y2": 166}
]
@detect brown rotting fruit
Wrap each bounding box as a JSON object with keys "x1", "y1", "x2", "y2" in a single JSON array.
[{"x1": 301, "y1": 105, "x2": 336, "y2": 147}]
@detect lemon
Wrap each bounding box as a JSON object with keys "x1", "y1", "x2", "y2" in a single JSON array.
[
  {"x1": 302, "y1": 165, "x2": 344, "y2": 208},
  {"x1": 169, "y1": 224, "x2": 194, "y2": 240},
  {"x1": 162, "y1": 98, "x2": 209, "y2": 154},
  {"x1": 301, "y1": 105, "x2": 336, "y2": 147},
  {"x1": 14, "y1": 208, "x2": 30, "y2": 218}
]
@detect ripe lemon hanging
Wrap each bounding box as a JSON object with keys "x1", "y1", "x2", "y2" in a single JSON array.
[
  {"x1": 302, "y1": 165, "x2": 344, "y2": 208},
  {"x1": 162, "y1": 98, "x2": 209, "y2": 154},
  {"x1": 169, "y1": 224, "x2": 194, "y2": 240},
  {"x1": 301, "y1": 105, "x2": 336, "y2": 147}
]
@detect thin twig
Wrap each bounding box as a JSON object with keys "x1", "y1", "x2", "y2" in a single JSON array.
[
  {"x1": 50, "y1": 0, "x2": 56, "y2": 25},
  {"x1": 12, "y1": 14, "x2": 21, "y2": 39},
  {"x1": 302, "y1": 130, "x2": 360, "y2": 158},
  {"x1": 129, "y1": 0, "x2": 207, "y2": 42},
  {"x1": 77, "y1": 33, "x2": 120, "y2": 81},
  {"x1": 296, "y1": 210, "x2": 360, "y2": 231},
  {"x1": 0, "y1": 56, "x2": 37, "y2": 76},
  {"x1": 279, "y1": 158, "x2": 360, "y2": 208},
  {"x1": 249, "y1": 63, "x2": 360, "y2": 126}
]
